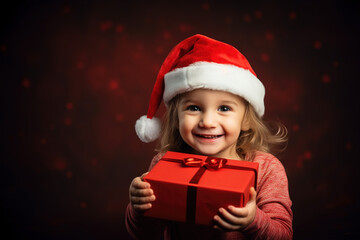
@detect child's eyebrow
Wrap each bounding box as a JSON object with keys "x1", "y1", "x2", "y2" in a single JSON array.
[
  {"x1": 180, "y1": 98, "x2": 196, "y2": 104},
  {"x1": 220, "y1": 100, "x2": 239, "y2": 106}
]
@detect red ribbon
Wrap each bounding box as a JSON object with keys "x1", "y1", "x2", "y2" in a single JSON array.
[{"x1": 183, "y1": 157, "x2": 228, "y2": 169}]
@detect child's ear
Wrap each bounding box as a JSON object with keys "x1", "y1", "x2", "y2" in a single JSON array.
[{"x1": 241, "y1": 115, "x2": 250, "y2": 131}]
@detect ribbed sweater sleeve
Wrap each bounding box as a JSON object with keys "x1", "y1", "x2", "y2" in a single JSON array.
[
  {"x1": 125, "y1": 153, "x2": 166, "y2": 239},
  {"x1": 242, "y1": 152, "x2": 293, "y2": 239}
]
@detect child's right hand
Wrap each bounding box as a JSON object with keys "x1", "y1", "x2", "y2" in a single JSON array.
[{"x1": 129, "y1": 172, "x2": 156, "y2": 213}]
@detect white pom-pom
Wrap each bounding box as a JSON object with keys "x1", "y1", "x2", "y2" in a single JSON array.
[{"x1": 135, "y1": 115, "x2": 162, "y2": 143}]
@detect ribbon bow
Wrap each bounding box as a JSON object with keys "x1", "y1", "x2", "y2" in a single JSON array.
[{"x1": 183, "y1": 157, "x2": 227, "y2": 169}]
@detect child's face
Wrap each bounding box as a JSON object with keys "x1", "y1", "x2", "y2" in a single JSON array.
[{"x1": 177, "y1": 89, "x2": 249, "y2": 159}]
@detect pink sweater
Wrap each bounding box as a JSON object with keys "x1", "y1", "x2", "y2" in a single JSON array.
[{"x1": 125, "y1": 152, "x2": 293, "y2": 239}]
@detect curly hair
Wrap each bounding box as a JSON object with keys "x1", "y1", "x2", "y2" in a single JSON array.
[{"x1": 156, "y1": 93, "x2": 288, "y2": 161}]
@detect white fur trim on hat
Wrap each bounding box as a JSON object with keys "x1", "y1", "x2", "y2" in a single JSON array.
[
  {"x1": 135, "y1": 115, "x2": 162, "y2": 143},
  {"x1": 163, "y1": 62, "x2": 265, "y2": 116}
]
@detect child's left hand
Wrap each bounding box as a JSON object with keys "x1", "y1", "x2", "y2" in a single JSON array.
[{"x1": 213, "y1": 187, "x2": 257, "y2": 231}]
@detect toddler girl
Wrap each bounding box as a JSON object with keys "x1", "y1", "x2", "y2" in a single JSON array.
[{"x1": 125, "y1": 34, "x2": 293, "y2": 239}]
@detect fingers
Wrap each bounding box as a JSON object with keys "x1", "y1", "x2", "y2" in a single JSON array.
[
  {"x1": 213, "y1": 207, "x2": 247, "y2": 230},
  {"x1": 226, "y1": 205, "x2": 249, "y2": 218},
  {"x1": 213, "y1": 213, "x2": 241, "y2": 231},
  {"x1": 133, "y1": 202, "x2": 153, "y2": 212},
  {"x1": 248, "y1": 187, "x2": 257, "y2": 203},
  {"x1": 130, "y1": 182, "x2": 152, "y2": 197},
  {"x1": 131, "y1": 176, "x2": 151, "y2": 190},
  {"x1": 129, "y1": 176, "x2": 154, "y2": 198},
  {"x1": 214, "y1": 188, "x2": 258, "y2": 231},
  {"x1": 130, "y1": 190, "x2": 156, "y2": 212},
  {"x1": 140, "y1": 172, "x2": 149, "y2": 181},
  {"x1": 130, "y1": 189, "x2": 155, "y2": 204},
  {"x1": 131, "y1": 189, "x2": 155, "y2": 200},
  {"x1": 129, "y1": 174, "x2": 156, "y2": 212}
]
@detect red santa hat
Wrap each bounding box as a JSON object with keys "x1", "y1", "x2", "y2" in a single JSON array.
[{"x1": 135, "y1": 34, "x2": 265, "y2": 143}]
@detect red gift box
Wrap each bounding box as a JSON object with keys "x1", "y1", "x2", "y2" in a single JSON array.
[{"x1": 143, "y1": 151, "x2": 259, "y2": 225}]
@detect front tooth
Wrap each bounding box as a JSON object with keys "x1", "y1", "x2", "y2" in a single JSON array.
[{"x1": 205, "y1": 135, "x2": 215, "y2": 139}]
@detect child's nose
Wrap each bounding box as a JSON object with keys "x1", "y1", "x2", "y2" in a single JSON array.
[{"x1": 199, "y1": 111, "x2": 216, "y2": 128}]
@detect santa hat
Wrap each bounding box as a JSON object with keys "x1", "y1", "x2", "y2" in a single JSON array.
[{"x1": 135, "y1": 34, "x2": 265, "y2": 143}]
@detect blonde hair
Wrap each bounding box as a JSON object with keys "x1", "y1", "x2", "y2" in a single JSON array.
[{"x1": 156, "y1": 93, "x2": 288, "y2": 161}]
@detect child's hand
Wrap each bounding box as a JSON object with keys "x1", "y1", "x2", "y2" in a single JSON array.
[
  {"x1": 129, "y1": 172, "x2": 156, "y2": 213},
  {"x1": 213, "y1": 187, "x2": 257, "y2": 231}
]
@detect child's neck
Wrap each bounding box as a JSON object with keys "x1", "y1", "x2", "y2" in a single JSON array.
[{"x1": 189, "y1": 149, "x2": 244, "y2": 161}]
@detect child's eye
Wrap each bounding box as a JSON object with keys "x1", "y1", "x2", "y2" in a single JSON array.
[
  {"x1": 186, "y1": 105, "x2": 200, "y2": 111},
  {"x1": 218, "y1": 106, "x2": 231, "y2": 112}
]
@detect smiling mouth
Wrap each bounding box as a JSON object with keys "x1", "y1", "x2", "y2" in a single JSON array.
[{"x1": 194, "y1": 134, "x2": 224, "y2": 139}]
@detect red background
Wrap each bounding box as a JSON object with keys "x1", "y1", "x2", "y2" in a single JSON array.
[{"x1": 1, "y1": 0, "x2": 359, "y2": 239}]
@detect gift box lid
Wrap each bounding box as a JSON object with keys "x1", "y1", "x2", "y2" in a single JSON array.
[{"x1": 146, "y1": 151, "x2": 258, "y2": 191}]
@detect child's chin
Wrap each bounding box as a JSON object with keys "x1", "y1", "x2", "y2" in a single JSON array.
[{"x1": 194, "y1": 148, "x2": 222, "y2": 157}]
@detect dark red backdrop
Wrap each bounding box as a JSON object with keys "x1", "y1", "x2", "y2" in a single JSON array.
[{"x1": 1, "y1": 0, "x2": 359, "y2": 239}]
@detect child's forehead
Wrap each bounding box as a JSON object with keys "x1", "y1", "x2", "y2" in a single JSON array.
[{"x1": 179, "y1": 89, "x2": 245, "y2": 103}]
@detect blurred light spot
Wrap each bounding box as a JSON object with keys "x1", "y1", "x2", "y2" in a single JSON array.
[
  {"x1": 289, "y1": 11, "x2": 297, "y2": 20},
  {"x1": 136, "y1": 43, "x2": 144, "y2": 51},
  {"x1": 66, "y1": 102, "x2": 73, "y2": 110},
  {"x1": 50, "y1": 218, "x2": 62, "y2": 227},
  {"x1": 254, "y1": 10, "x2": 263, "y2": 19},
  {"x1": 40, "y1": 137, "x2": 47, "y2": 145},
  {"x1": 64, "y1": 117, "x2": 72, "y2": 126},
  {"x1": 326, "y1": 195, "x2": 354, "y2": 209},
  {"x1": 345, "y1": 143, "x2": 352, "y2": 151},
  {"x1": 132, "y1": 52, "x2": 142, "y2": 60},
  {"x1": 333, "y1": 61, "x2": 339, "y2": 68},
  {"x1": 91, "y1": 158, "x2": 98, "y2": 166},
  {"x1": 66, "y1": 170, "x2": 73, "y2": 179},
  {"x1": 243, "y1": 14, "x2": 252, "y2": 22},
  {"x1": 163, "y1": 31, "x2": 171, "y2": 40},
  {"x1": 225, "y1": 17, "x2": 232, "y2": 24},
  {"x1": 202, "y1": 3, "x2": 210, "y2": 10},
  {"x1": 156, "y1": 46, "x2": 164, "y2": 55},
  {"x1": 80, "y1": 201, "x2": 88, "y2": 208},
  {"x1": 76, "y1": 61, "x2": 84, "y2": 69},
  {"x1": 55, "y1": 160, "x2": 66, "y2": 171},
  {"x1": 292, "y1": 124, "x2": 300, "y2": 132},
  {"x1": 116, "y1": 113, "x2": 124, "y2": 121},
  {"x1": 316, "y1": 183, "x2": 329, "y2": 195},
  {"x1": 22, "y1": 78, "x2": 30, "y2": 88},
  {"x1": 179, "y1": 24, "x2": 193, "y2": 32},
  {"x1": 313, "y1": 41, "x2": 322, "y2": 49},
  {"x1": 63, "y1": 5, "x2": 71, "y2": 14},
  {"x1": 115, "y1": 24, "x2": 125, "y2": 33},
  {"x1": 322, "y1": 74, "x2": 330, "y2": 84},
  {"x1": 296, "y1": 156, "x2": 303, "y2": 169},
  {"x1": 304, "y1": 151, "x2": 312, "y2": 160},
  {"x1": 261, "y1": 53, "x2": 270, "y2": 62},
  {"x1": 265, "y1": 32, "x2": 274, "y2": 41},
  {"x1": 109, "y1": 80, "x2": 118, "y2": 90},
  {"x1": 326, "y1": 202, "x2": 335, "y2": 209},
  {"x1": 1, "y1": 44, "x2": 6, "y2": 52},
  {"x1": 106, "y1": 202, "x2": 122, "y2": 213},
  {"x1": 100, "y1": 21, "x2": 113, "y2": 31}
]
